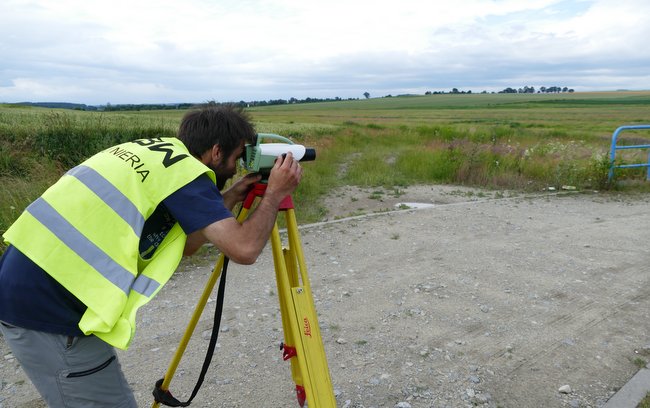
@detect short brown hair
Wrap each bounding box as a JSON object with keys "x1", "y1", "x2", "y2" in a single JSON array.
[{"x1": 177, "y1": 104, "x2": 256, "y2": 158}]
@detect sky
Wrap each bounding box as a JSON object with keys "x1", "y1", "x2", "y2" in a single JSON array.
[{"x1": 1, "y1": 0, "x2": 649, "y2": 105}]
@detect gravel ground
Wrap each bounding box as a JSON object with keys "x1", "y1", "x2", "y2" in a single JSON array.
[{"x1": 1, "y1": 185, "x2": 649, "y2": 408}]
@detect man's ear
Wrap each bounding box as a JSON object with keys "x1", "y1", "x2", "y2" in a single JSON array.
[
  {"x1": 211, "y1": 144, "x2": 222, "y2": 161},
  {"x1": 199, "y1": 144, "x2": 222, "y2": 165}
]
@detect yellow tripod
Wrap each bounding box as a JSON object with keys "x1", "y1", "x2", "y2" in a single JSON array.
[{"x1": 152, "y1": 183, "x2": 336, "y2": 407}]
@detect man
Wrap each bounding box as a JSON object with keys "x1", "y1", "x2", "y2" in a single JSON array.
[{"x1": 0, "y1": 104, "x2": 302, "y2": 407}]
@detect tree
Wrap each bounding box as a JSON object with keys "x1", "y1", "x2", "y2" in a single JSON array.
[{"x1": 363, "y1": 92, "x2": 370, "y2": 99}]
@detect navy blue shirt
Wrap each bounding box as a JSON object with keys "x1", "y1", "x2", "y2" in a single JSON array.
[{"x1": 0, "y1": 174, "x2": 232, "y2": 336}]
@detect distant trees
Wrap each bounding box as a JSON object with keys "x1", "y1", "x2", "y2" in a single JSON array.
[
  {"x1": 524, "y1": 85, "x2": 574, "y2": 94},
  {"x1": 96, "y1": 96, "x2": 359, "y2": 111},
  {"x1": 101, "y1": 103, "x2": 194, "y2": 111},
  {"x1": 427, "y1": 88, "x2": 472, "y2": 94},
  {"x1": 363, "y1": 92, "x2": 370, "y2": 99},
  {"x1": 422, "y1": 85, "x2": 575, "y2": 96},
  {"x1": 498, "y1": 85, "x2": 574, "y2": 94},
  {"x1": 497, "y1": 86, "x2": 539, "y2": 94},
  {"x1": 239, "y1": 96, "x2": 353, "y2": 107}
]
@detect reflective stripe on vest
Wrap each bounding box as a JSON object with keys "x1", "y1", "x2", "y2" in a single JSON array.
[
  {"x1": 66, "y1": 165, "x2": 145, "y2": 236},
  {"x1": 26, "y1": 197, "x2": 159, "y2": 297}
]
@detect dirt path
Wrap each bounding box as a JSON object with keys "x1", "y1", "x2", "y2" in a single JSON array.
[{"x1": 1, "y1": 186, "x2": 649, "y2": 408}]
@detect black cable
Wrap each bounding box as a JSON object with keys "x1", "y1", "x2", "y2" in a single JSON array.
[{"x1": 152, "y1": 257, "x2": 231, "y2": 406}]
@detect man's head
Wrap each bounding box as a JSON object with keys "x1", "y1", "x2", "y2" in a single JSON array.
[{"x1": 177, "y1": 104, "x2": 256, "y2": 189}]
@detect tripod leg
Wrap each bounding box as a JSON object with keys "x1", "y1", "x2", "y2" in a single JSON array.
[
  {"x1": 152, "y1": 207, "x2": 252, "y2": 408},
  {"x1": 272, "y1": 207, "x2": 336, "y2": 407},
  {"x1": 270, "y1": 222, "x2": 306, "y2": 405}
]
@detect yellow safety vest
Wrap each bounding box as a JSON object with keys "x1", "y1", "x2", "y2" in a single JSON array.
[{"x1": 3, "y1": 137, "x2": 216, "y2": 349}]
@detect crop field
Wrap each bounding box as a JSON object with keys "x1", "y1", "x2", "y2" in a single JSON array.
[{"x1": 1, "y1": 91, "x2": 650, "y2": 252}]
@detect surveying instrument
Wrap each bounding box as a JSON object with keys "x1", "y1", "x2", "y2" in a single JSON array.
[{"x1": 152, "y1": 134, "x2": 336, "y2": 407}]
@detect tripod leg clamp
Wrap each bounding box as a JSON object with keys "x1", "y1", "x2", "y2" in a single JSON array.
[{"x1": 281, "y1": 342, "x2": 297, "y2": 361}]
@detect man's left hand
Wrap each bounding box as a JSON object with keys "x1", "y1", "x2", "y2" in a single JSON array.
[{"x1": 222, "y1": 173, "x2": 262, "y2": 210}]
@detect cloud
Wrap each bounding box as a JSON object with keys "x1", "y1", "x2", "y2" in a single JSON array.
[{"x1": 1, "y1": 0, "x2": 649, "y2": 104}]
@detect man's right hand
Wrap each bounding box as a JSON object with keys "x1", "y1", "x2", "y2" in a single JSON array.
[{"x1": 265, "y1": 152, "x2": 302, "y2": 205}]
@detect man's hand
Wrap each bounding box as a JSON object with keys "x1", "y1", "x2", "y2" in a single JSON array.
[
  {"x1": 222, "y1": 172, "x2": 262, "y2": 210},
  {"x1": 265, "y1": 152, "x2": 302, "y2": 205}
]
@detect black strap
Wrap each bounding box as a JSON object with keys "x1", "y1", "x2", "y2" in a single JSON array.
[{"x1": 153, "y1": 257, "x2": 230, "y2": 407}]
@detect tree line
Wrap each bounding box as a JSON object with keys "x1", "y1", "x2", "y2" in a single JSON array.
[
  {"x1": 9, "y1": 97, "x2": 361, "y2": 112},
  {"x1": 95, "y1": 96, "x2": 360, "y2": 111},
  {"x1": 424, "y1": 85, "x2": 575, "y2": 95},
  {"x1": 10, "y1": 85, "x2": 576, "y2": 112},
  {"x1": 497, "y1": 85, "x2": 574, "y2": 94}
]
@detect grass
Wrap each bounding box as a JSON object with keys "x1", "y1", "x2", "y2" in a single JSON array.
[
  {"x1": 2, "y1": 91, "x2": 650, "y2": 254},
  {"x1": 634, "y1": 358, "x2": 648, "y2": 369},
  {"x1": 633, "y1": 352, "x2": 649, "y2": 408}
]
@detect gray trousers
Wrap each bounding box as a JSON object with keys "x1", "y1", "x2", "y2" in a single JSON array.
[{"x1": 0, "y1": 322, "x2": 137, "y2": 408}]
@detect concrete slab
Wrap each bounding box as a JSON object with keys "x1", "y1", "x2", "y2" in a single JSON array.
[{"x1": 604, "y1": 368, "x2": 650, "y2": 408}]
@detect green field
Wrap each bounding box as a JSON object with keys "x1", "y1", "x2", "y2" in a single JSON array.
[{"x1": 2, "y1": 91, "x2": 650, "y2": 252}]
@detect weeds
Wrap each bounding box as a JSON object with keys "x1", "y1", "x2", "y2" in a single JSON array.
[{"x1": 638, "y1": 392, "x2": 650, "y2": 408}]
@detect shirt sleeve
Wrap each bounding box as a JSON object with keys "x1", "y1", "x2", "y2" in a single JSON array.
[{"x1": 163, "y1": 174, "x2": 233, "y2": 234}]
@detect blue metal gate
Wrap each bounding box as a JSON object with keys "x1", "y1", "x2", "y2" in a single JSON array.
[{"x1": 608, "y1": 125, "x2": 650, "y2": 182}]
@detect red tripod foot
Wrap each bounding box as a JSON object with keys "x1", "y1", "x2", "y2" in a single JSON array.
[{"x1": 296, "y1": 384, "x2": 306, "y2": 407}]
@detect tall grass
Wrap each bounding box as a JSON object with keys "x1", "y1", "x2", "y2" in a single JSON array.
[
  {"x1": 0, "y1": 160, "x2": 62, "y2": 253},
  {"x1": 35, "y1": 111, "x2": 177, "y2": 167},
  {"x1": 314, "y1": 125, "x2": 619, "y2": 191},
  {"x1": 0, "y1": 108, "x2": 179, "y2": 252}
]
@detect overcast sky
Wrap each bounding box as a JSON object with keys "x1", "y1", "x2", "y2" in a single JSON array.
[{"x1": 1, "y1": 0, "x2": 649, "y2": 105}]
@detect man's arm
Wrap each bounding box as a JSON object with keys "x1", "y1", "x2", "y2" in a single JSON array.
[{"x1": 195, "y1": 152, "x2": 302, "y2": 264}]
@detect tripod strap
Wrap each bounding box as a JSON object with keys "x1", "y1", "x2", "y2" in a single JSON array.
[{"x1": 153, "y1": 257, "x2": 230, "y2": 407}]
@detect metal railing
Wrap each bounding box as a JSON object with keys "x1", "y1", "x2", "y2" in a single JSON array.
[{"x1": 608, "y1": 125, "x2": 650, "y2": 182}]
